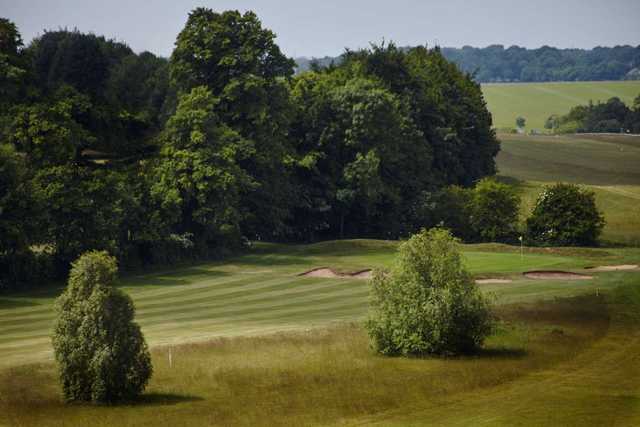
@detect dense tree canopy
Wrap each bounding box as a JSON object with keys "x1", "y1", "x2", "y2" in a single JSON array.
[
  {"x1": 289, "y1": 44, "x2": 499, "y2": 239},
  {"x1": 0, "y1": 13, "x2": 502, "y2": 290},
  {"x1": 289, "y1": 72, "x2": 431, "y2": 238},
  {"x1": 551, "y1": 95, "x2": 640, "y2": 134}
]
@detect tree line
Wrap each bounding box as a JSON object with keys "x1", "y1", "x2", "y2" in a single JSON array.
[
  {"x1": 545, "y1": 95, "x2": 640, "y2": 133},
  {"x1": 0, "y1": 10, "x2": 608, "y2": 291},
  {"x1": 0, "y1": 10, "x2": 499, "y2": 290},
  {"x1": 296, "y1": 44, "x2": 640, "y2": 83}
]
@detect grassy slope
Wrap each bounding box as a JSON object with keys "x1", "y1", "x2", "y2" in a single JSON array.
[
  {"x1": 496, "y1": 133, "x2": 640, "y2": 245},
  {"x1": 1, "y1": 241, "x2": 638, "y2": 369},
  {"x1": 482, "y1": 81, "x2": 640, "y2": 130},
  {"x1": 1, "y1": 250, "x2": 639, "y2": 426},
  {"x1": 370, "y1": 281, "x2": 640, "y2": 427}
]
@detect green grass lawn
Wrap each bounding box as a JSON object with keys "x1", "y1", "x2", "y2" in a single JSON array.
[
  {"x1": 496, "y1": 133, "x2": 640, "y2": 245},
  {"x1": 0, "y1": 240, "x2": 611, "y2": 368},
  {"x1": 1, "y1": 241, "x2": 639, "y2": 426},
  {"x1": 482, "y1": 81, "x2": 640, "y2": 130}
]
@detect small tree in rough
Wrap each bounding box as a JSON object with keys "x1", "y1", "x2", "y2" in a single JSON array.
[
  {"x1": 52, "y1": 251, "x2": 152, "y2": 404},
  {"x1": 516, "y1": 116, "x2": 526, "y2": 129},
  {"x1": 526, "y1": 183, "x2": 605, "y2": 246},
  {"x1": 366, "y1": 228, "x2": 493, "y2": 356}
]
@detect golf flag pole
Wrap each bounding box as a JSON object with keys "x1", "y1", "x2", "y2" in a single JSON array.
[{"x1": 519, "y1": 236, "x2": 523, "y2": 261}]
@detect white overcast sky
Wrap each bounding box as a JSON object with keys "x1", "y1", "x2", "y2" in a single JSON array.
[{"x1": 2, "y1": 0, "x2": 639, "y2": 57}]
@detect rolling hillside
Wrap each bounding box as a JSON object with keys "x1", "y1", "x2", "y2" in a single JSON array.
[
  {"x1": 483, "y1": 81, "x2": 640, "y2": 130},
  {"x1": 496, "y1": 133, "x2": 640, "y2": 244}
]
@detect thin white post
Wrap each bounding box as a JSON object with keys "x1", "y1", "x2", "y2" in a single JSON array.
[{"x1": 519, "y1": 236, "x2": 524, "y2": 261}]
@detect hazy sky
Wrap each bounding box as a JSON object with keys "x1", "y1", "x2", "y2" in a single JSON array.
[{"x1": 2, "y1": 0, "x2": 639, "y2": 58}]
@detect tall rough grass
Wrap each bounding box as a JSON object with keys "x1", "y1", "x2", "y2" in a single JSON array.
[{"x1": 0, "y1": 295, "x2": 614, "y2": 426}]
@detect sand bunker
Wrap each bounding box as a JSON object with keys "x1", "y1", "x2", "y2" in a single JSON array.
[
  {"x1": 586, "y1": 264, "x2": 638, "y2": 272},
  {"x1": 475, "y1": 278, "x2": 513, "y2": 284},
  {"x1": 300, "y1": 268, "x2": 372, "y2": 279},
  {"x1": 524, "y1": 271, "x2": 593, "y2": 280}
]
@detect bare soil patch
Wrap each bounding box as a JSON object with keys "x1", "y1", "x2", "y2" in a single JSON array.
[
  {"x1": 585, "y1": 264, "x2": 638, "y2": 272},
  {"x1": 299, "y1": 268, "x2": 372, "y2": 279},
  {"x1": 523, "y1": 271, "x2": 593, "y2": 280}
]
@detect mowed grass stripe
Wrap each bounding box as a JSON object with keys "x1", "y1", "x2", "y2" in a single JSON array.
[
  {"x1": 0, "y1": 273, "x2": 297, "y2": 323},
  {"x1": 0, "y1": 279, "x2": 368, "y2": 344},
  {"x1": 0, "y1": 276, "x2": 353, "y2": 330},
  {"x1": 0, "y1": 300, "x2": 368, "y2": 366},
  {"x1": 135, "y1": 283, "x2": 369, "y2": 328},
  {"x1": 135, "y1": 279, "x2": 363, "y2": 316},
  {"x1": 0, "y1": 293, "x2": 369, "y2": 366},
  {"x1": 141, "y1": 299, "x2": 368, "y2": 339},
  {"x1": 120, "y1": 273, "x2": 271, "y2": 301},
  {"x1": 133, "y1": 275, "x2": 324, "y2": 309},
  {"x1": 1, "y1": 277, "x2": 364, "y2": 336}
]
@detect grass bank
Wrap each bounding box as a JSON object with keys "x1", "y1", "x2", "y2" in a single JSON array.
[
  {"x1": 496, "y1": 133, "x2": 640, "y2": 245},
  {"x1": 2, "y1": 278, "x2": 639, "y2": 426}
]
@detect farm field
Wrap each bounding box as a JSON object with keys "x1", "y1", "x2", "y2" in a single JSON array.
[
  {"x1": 482, "y1": 81, "x2": 640, "y2": 130},
  {"x1": 1, "y1": 240, "x2": 640, "y2": 426},
  {"x1": 496, "y1": 133, "x2": 640, "y2": 245}
]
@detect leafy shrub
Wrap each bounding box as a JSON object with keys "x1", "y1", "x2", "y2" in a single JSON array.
[
  {"x1": 366, "y1": 228, "x2": 493, "y2": 356},
  {"x1": 469, "y1": 178, "x2": 520, "y2": 242},
  {"x1": 526, "y1": 183, "x2": 605, "y2": 246},
  {"x1": 556, "y1": 120, "x2": 580, "y2": 134},
  {"x1": 52, "y1": 251, "x2": 152, "y2": 404},
  {"x1": 418, "y1": 179, "x2": 520, "y2": 243}
]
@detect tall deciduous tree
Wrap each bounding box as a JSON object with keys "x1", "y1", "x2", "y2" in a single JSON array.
[
  {"x1": 170, "y1": 8, "x2": 296, "y2": 238},
  {"x1": 0, "y1": 144, "x2": 34, "y2": 256},
  {"x1": 151, "y1": 86, "x2": 255, "y2": 252},
  {"x1": 0, "y1": 18, "x2": 28, "y2": 110},
  {"x1": 290, "y1": 74, "x2": 432, "y2": 238}
]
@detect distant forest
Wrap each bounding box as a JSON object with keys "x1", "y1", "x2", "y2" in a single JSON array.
[{"x1": 296, "y1": 45, "x2": 640, "y2": 82}]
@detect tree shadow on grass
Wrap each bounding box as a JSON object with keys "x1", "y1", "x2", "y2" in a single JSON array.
[
  {"x1": 385, "y1": 346, "x2": 527, "y2": 361},
  {"x1": 122, "y1": 268, "x2": 232, "y2": 288},
  {"x1": 495, "y1": 175, "x2": 526, "y2": 186},
  {"x1": 233, "y1": 254, "x2": 312, "y2": 267},
  {"x1": 133, "y1": 392, "x2": 204, "y2": 406},
  {"x1": 473, "y1": 346, "x2": 527, "y2": 359},
  {"x1": 0, "y1": 298, "x2": 40, "y2": 309}
]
